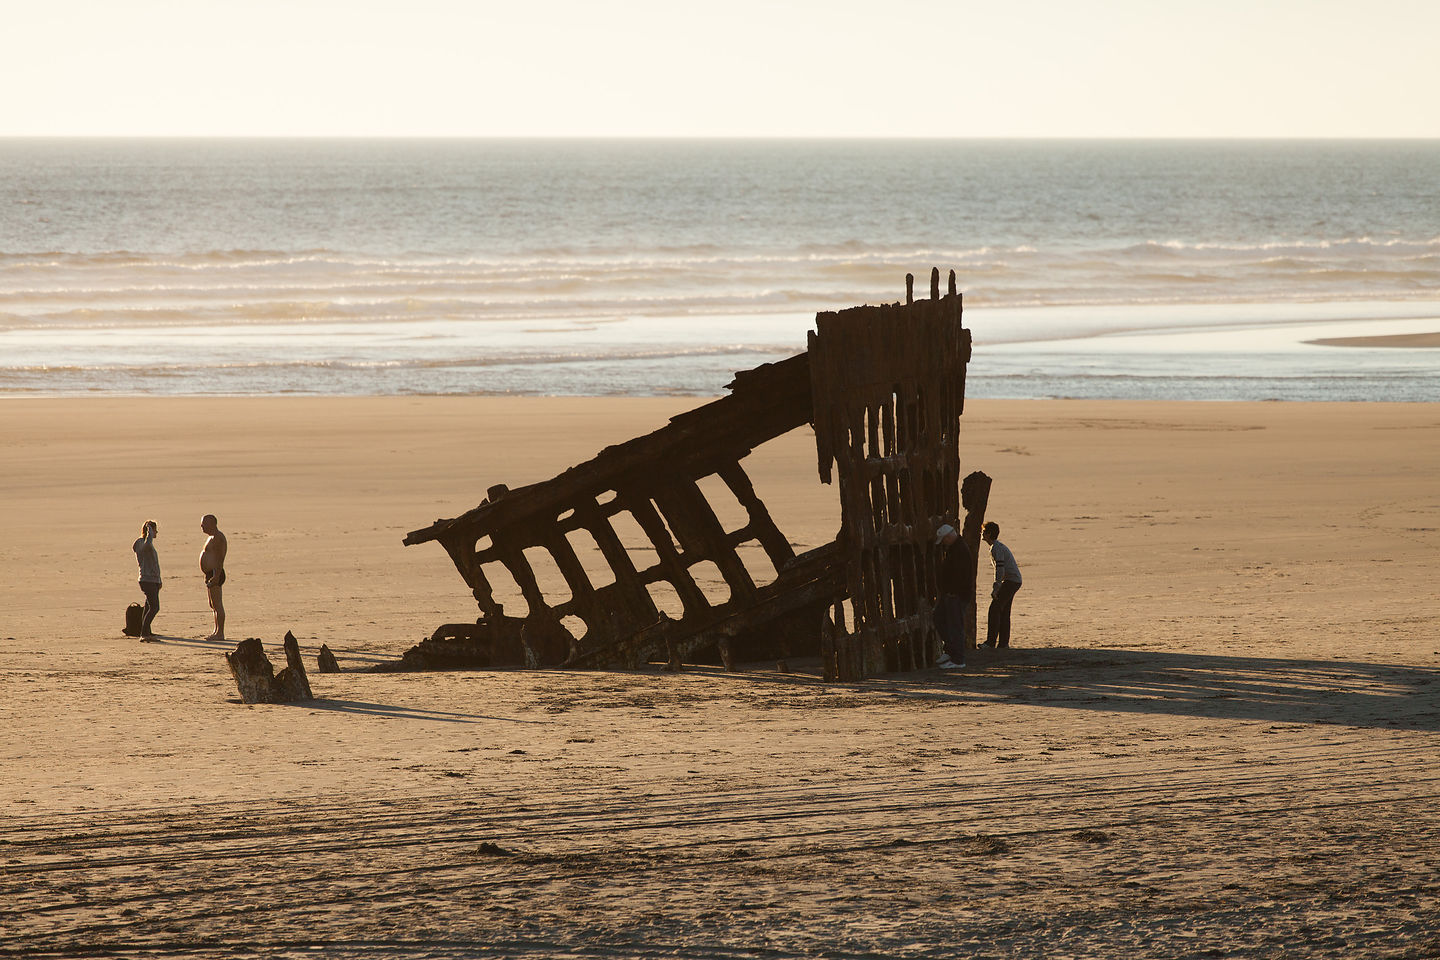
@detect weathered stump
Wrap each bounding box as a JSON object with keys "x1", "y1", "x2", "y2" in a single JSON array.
[
  {"x1": 277, "y1": 631, "x2": 314, "y2": 701},
  {"x1": 317, "y1": 644, "x2": 340, "y2": 673},
  {"x1": 225, "y1": 632, "x2": 314, "y2": 703},
  {"x1": 226, "y1": 638, "x2": 275, "y2": 703}
]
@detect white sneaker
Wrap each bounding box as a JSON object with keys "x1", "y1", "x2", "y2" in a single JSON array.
[
  {"x1": 940, "y1": 659, "x2": 965, "y2": 670},
  {"x1": 936, "y1": 654, "x2": 955, "y2": 667}
]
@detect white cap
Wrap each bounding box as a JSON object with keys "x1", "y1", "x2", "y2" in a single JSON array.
[{"x1": 934, "y1": 523, "x2": 956, "y2": 545}]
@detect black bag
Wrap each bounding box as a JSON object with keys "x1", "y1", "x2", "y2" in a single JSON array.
[{"x1": 123, "y1": 602, "x2": 144, "y2": 637}]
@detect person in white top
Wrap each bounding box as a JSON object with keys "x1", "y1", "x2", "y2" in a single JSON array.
[
  {"x1": 981, "y1": 521, "x2": 1022, "y2": 649},
  {"x1": 132, "y1": 520, "x2": 162, "y2": 640}
]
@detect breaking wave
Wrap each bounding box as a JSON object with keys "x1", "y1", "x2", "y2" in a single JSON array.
[{"x1": 4, "y1": 235, "x2": 1439, "y2": 334}]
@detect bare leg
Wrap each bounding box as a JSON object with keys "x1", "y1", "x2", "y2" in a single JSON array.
[{"x1": 206, "y1": 584, "x2": 226, "y2": 641}]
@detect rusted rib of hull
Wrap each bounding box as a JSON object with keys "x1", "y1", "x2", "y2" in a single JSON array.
[{"x1": 398, "y1": 353, "x2": 837, "y2": 671}]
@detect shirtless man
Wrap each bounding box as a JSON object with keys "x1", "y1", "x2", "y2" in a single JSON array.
[{"x1": 199, "y1": 514, "x2": 227, "y2": 641}]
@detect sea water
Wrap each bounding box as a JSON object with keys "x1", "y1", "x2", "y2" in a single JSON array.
[{"x1": 2, "y1": 139, "x2": 1438, "y2": 398}]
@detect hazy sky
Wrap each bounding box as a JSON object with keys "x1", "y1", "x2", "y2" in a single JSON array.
[{"x1": 5, "y1": 0, "x2": 1437, "y2": 137}]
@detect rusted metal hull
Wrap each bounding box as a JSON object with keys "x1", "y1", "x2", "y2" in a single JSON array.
[{"x1": 396, "y1": 271, "x2": 976, "y2": 680}]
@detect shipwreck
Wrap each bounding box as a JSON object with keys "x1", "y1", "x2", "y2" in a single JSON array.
[{"x1": 398, "y1": 270, "x2": 989, "y2": 681}]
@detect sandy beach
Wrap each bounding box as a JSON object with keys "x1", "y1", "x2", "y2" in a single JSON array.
[
  {"x1": 2, "y1": 396, "x2": 1438, "y2": 958},
  {"x1": 1308, "y1": 332, "x2": 1440, "y2": 348}
]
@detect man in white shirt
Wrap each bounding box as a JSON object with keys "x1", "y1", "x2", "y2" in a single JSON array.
[{"x1": 981, "y1": 521, "x2": 1022, "y2": 649}]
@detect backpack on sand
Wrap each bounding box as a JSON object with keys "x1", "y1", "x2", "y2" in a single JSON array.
[{"x1": 123, "y1": 603, "x2": 144, "y2": 637}]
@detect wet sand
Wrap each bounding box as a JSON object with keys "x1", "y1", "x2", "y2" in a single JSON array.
[
  {"x1": 1308, "y1": 331, "x2": 1440, "y2": 347},
  {"x1": 2, "y1": 397, "x2": 1438, "y2": 958}
]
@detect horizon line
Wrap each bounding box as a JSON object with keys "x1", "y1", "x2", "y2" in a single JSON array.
[{"x1": 2, "y1": 134, "x2": 1438, "y2": 142}]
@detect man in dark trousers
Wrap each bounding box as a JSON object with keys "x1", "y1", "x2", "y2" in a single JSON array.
[
  {"x1": 981, "y1": 520, "x2": 1023, "y2": 648},
  {"x1": 933, "y1": 523, "x2": 974, "y2": 669}
]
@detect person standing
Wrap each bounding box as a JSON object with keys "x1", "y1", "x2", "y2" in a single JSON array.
[
  {"x1": 132, "y1": 520, "x2": 162, "y2": 641},
  {"x1": 981, "y1": 520, "x2": 1022, "y2": 649},
  {"x1": 199, "y1": 514, "x2": 227, "y2": 642},
  {"x1": 933, "y1": 523, "x2": 973, "y2": 669}
]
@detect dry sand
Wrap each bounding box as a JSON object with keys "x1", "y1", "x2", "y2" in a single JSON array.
[{"x1": 2, "y1": 397, "x2": 1438, "y2": 959}]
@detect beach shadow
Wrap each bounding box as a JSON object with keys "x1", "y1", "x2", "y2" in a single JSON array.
[
  {"x1": 258, "y1": 651, "x2": 1439, "y2": 730},
  {"x1": 324, "y1": 651, "x2": 397, "y2": 666},
  {"x1": 890, "y1": 647, "x2": 1440, "y2": 731},
  {"x1": 145, "y1": 634, "x2": 397, "y2": 666},
  {"x1": 293, "y1": 698, "x2": 546, "y2": 725},
  {"x1": 138, "y1": 633, "x2": 232, "y2": 649}
]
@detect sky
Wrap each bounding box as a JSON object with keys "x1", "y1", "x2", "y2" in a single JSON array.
[{"x1": 3, "y1": 0, "x2": 1438, "y2": 138}]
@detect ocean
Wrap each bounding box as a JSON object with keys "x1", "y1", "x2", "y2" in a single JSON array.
[{"x1": 2, "y1": 139, "x2": 1438, "y2": 399}]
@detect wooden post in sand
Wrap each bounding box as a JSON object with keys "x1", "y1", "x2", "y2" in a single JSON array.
[
  {"x1": 225, "y1": 632, "x2": 314, "y2": 704},
  {"x1": 226, "y1": 638, "x2": 274, "y2": 703}
]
